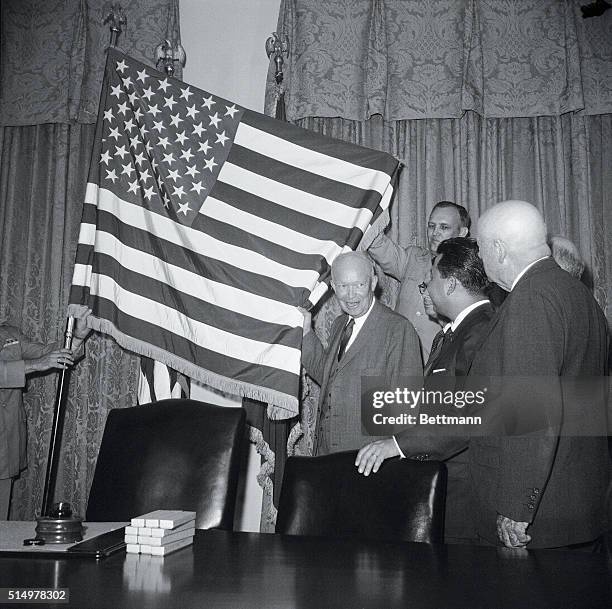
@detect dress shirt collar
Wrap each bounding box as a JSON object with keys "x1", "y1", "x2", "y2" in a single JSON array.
[
  {"x1": 510, "y1": 256, "x2": 549, "y2": 291},
  {"x1": 450, "y1": 299, "x2": 490, "y2": 332}
]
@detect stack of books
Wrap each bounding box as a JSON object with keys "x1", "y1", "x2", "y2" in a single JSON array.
[{"x1": 124, "y1": 510, "x2": 196, "y2": 556}]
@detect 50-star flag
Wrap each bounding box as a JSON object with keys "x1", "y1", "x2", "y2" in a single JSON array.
[{"x1": 68, "y1": 49, "x2": 399, "y2": 418}]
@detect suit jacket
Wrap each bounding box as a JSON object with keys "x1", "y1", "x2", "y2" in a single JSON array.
[
  {"x1": 302, "y1": 300, "x2": 422, "y2": 455},
  {"x1": 368, "y1": 234, "x2": 440, "y2": 361},
  {"x1": 468, "y1": 258, "x2": 609, "y2": 547},
  {"x1": 396, "y1": 302, "x2": 495, "y2": 542}
]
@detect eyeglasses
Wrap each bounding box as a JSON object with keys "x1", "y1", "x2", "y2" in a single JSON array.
[{"x1": 418, "y1": 281, "x2": 428, "y2": 294}]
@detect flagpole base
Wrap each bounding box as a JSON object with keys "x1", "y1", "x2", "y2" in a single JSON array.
[{"x1": 33, "y1": 502, "x2": 84, "y2": 544}]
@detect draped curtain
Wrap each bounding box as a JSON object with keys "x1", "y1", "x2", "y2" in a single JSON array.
[
  {"x1": 265, "y1": 0, "x2": 612, "y2": 451},
  {"x1": 0, "y1": 0, "x2": 181, "y2": 519}
]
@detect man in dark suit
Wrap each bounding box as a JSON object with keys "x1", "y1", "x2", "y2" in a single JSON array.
[
  {"x1": 355, "y1": 237, "x2": 494, "y2": 543},
  {"x1": 472, "y1": 201, "x2": 608, "y2": 549},
  {"x1": 301, "y1": 252, "x2": 422, "y2": 455}
]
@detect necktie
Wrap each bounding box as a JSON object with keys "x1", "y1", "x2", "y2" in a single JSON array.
[
  {"x1": 424, "y1": 328, "x2": 453, "y2": 376},
  {"x1": 337, "y1": 318, "x2": 355, "y2": 361}
]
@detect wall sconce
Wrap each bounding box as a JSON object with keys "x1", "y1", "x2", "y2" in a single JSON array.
[
  {"x1": 155, "y1": 39, "x2": 187, "y2": 76},
  {"x1": 104, "y1": 4, "x2": 127, "y2": 47},
  {"x1": 265, "y1": 33, "x2": 290, "y2": 85}
]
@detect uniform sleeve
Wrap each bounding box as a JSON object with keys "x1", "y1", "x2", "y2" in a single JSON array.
[
  {"x1": 0, "y1": 359, "x2": 27, "y2": 388},
  {"x1": 367, "y1": 233, "x2": 411, "y2": 281}
]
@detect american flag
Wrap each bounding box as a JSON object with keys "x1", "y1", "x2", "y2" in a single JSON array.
[{"x1": 68, "y1": 49, "x2": 399, "y2": 418}]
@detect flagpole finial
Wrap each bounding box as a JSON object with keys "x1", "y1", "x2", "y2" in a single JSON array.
[
  {"x1": 265, "y1": 32, "x2": 289, "y2": 85},
  {"x1": 104, "y1": 4, "x2": 127, "y2": 48},
  {"x1": 155, "y1": 39, "x2": 187, "y2": 76}
]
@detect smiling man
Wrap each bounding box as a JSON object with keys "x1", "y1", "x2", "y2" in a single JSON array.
[
  {"x1": 368, "y1": 201, "x2": 470, "y2": 361},
  {"x1": 300, "y1": 252, "x2": 422, "y2": 455}
]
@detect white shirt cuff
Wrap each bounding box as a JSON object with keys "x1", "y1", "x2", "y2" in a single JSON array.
[{"x1": 392, "y1": 435, "x2": 405, "y2": 458}]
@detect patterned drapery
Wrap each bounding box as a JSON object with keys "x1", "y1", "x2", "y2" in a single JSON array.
[
  {"x1": 0, "y1": 0, "x2": 181, "y2": 520},
  {"x1": 0, "y1": 0, "x2": 182, "y2": 126},
  {"x1": 265, "y1": 0, "x2": 612, "y2": 120}
]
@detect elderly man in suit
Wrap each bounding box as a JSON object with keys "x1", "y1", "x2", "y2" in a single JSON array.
[
  {"x1": 355, "y1": 237, "x2": 495, "y2": 544},
  {"x1": 368, "y1": 202, "x2": 471, "y2": 361},
  {"x1": 301, "y1": 251, "x2": 422, "y2": 455},
  {"x1": 468, "y1": 200, "x2": 609, "y2": 549}
]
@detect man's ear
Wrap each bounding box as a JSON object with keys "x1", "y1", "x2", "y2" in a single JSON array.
[
  {"x1": 446, "y1": 276, "x2": 456, "y2": 295},
  {"x1": 459, "y1": 226, "x2": 468, "y2": 238},
  {"x1": 494, "y1": 239, "x2": 506, "y2": 263},
  {"x1": 370, "y1": 274, "x2": 378, "y2": 292}
]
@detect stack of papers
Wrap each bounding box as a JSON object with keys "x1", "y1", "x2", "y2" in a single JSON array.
[{"x1": 124, "y1": 510, "x2": 196, "y2": 556}]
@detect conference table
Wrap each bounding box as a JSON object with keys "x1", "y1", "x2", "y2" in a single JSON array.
[{"x1": 0, "y1": 528, "x2": 610, "y2": 608}]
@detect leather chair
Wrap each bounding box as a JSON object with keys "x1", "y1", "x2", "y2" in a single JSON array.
[
  {"x1": 276, "y1": 451, "x2": 447, "y2": 543},
  {"x1": 86, "y1": 398, "x2": 245, "y2": 529}
]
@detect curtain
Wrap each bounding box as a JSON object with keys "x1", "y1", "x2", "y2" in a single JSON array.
[
  {"x1": 265, "y1": 0, "x2": 612, "y2": 453},
  {"x1": 0, "y1": 0, "x2": 181, "y2": 519}
]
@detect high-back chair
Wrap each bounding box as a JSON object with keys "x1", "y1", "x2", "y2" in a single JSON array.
[
  {"x1": 276, "y1": 451, "x2": 447, "y2": 543},
  {"x1": 86, "y1": 399, "x2": 245, "y2": 529}
]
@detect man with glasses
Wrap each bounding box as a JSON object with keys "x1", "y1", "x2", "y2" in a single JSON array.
[
  {"x1": 368, "y1": 201, "x2": 470, "y2": 361},
  {"x1": 300, "y1": 252, "x2": 422, "y2": 455}
]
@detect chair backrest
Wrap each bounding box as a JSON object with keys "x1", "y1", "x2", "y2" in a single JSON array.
[
  {"x1": 86, "y1": 399, "x2": 245, "y2": 530},
  {"x1": 276, "y1": 451, "x2": 447, "y2": 543}
]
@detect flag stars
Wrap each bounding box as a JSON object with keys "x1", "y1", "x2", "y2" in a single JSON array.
[
  {"x1": 100, "y1": 150, "x2": 112, "y2": 165},
  {"x1": 122, "y1": 76, "x2": 133, "y2": 89},
  {"x1": 163, "y1": 152, "x2": 176, "y2": 165},
  {"x1": 115, "y1": 145, "x2": 129, "y2": 160},
  {"x1": 167, "y1": 168, "x2": 180, "y2": 181},
  {"x1": 110, "y1": 84, "x2": 123, "y2": 99},
  {"x1": 116, "y1": 59, "x2": 128, "y2": 73},
  {"x1": 129, "y1": 134, "x2": 141, "y2": 150},
  {"x1": 202, "y1": 95, "x2": 214, "y2": 110},
  {"x1": 142, "y1": 86, "x2": 155, "y2": 101},
  {"x1": 121, "y1": 163, "x2": 135, "y2": 177},
  {"x1": 216, "y1": 131, "x2": 229, "y2": 146},
  {"x1": 198, "y1": 140, "x2": 211, "y2": 154},
  {"x1": 134, "y1": 151, "x2": 147, "y2": 166},
  {"x1": 180, "y1": 87, "x2": 193, "y2": 101},
  {"x1": 117, "y1": 101, "x2": 129, "y2": 115},
  {"x1": 164, "y1": 95, "x2": 177, "y2": 110},
  {"x1": 162, "y1": 191, "x2": 171, "y2": 208},
  {"x1": 209, "y1": 113, "x2": 222, "y2": 128},
  {"x1": 158, "y1": 137, "x2": 170, "y2": 149},
  {"x1": 158, "y1": 78, "x2": 171, "y2": 93},
  {"x1": 139, "y1": 123, "x2": 149, "y2": 137},
  {"x1": 103, "y1": 108, "x2": 114, "y2": 122},
  {"x1": 185, "y1": 164, "x2": 198, "y2": 177},
  {"x1": 193, "y1": 122, "x2": 205, "y2": 137},
  {"x1": 191, "y1": 181, "x2": 205, "y2": 195},
  {"x1": 178, "y1": 201, "x2": 191, "y2": 216},
  {"x1": 124, "y1": 118, "x2": 135, "y2": 132},
  {"x1": 186, "y1": 104, "x2": 198, "y2": 119},
  {"x1": 143, "y1": 185, "x2": 156, "y2": 201},
  {"x1": 181, "y1": 149, "x2": 195, "y2": 163},
  {"x1": 139, "y1": 168, "x2": 151, "y2": 183},
  {"x1": 134, "y1": 108, "x2": 143, "y2": 121},
  {"x1": 204, "y1": 157, "x2": 218, "y2": 172},
  {"x1": 173, "y1": 185, "x2": 186, "y2": 199},
  {"x1": 152, "y1": 120, "x2": 165, "y2": 133},
  {"x1": 176, "y1": 131, "x2": 188, "y2": 145},
  {"x1": 225, "y1": 104, "x2": 238, "y2": 119},
  {"x1": 136, "y1": 68, "x2": 149, "y2": 83},
  {"x1": 128, "y1": 91, "x2": 138, "y2": 105},
  {"x1": 170, "y1": 114, "x2": 183, "y2": 128},
  {"x1": 148, "y1": 104, "x2": 161, "y2": 117},
  {"x1": 127, "y1": 180, "x2": 139, "y2": 194},
  {"x1": 106, "y1": 168, "x2": 119, "y2": 183}
]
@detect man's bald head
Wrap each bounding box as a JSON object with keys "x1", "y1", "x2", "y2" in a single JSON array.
[
  {"x1": 477, "y1": 200, "x2": 550, "y2": 290},
  {"x1": 331, "y1": 252, "x2": 377, "y2": 317}
]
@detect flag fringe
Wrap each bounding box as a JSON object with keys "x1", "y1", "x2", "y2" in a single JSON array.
[
  {"x1": 248, "y1": 425, "x2": 277, "y2": 532},
  {"x1": 70, "y1": 307, "x2": 298, "y2": 419}
]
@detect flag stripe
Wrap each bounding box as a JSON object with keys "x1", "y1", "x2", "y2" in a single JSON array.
[
  {"x1": 209, "y1": 180, "x2": 353, "y2": 244},
  {"x1": 73, "y1": 255, "x2": 303, "y2": 347},
  {"x1": 227, "y1": 142, "x2": 385, "y2": 210},
  {"x1": 92, "y1": 186, "x2": 320, "y2": 290},
  {"x1": 217, "y1": 162, "x2": 375, "y2": 229},
  {"x1": 92, "y1": 296, "x2": 299, "y2": 397},
  {"x1": 240, "y1": 110, "x2": 399, "y2": 176}
]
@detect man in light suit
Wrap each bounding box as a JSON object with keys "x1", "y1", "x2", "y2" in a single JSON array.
[
  {"x1": 356, "y1": 238, "x2": 495, "y2": 543},
  {"x1": 301, "y1": 252, "x2": 422, "y2": 455},
  {"x1": 368, "y1": 202, "x2": 471, "y2": 361}
]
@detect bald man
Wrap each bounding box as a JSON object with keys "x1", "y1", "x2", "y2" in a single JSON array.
[
  {"x1": 300, "y1": 252, "x2": 422, "y2": 455},
  {"x1": 467, "y1": 201, "x2": 609, "y2": 549}
]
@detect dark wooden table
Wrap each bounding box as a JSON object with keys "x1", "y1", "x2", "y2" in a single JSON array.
[{"x1": 0, "y1": 529, "x2": 610, "y2": 608}]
